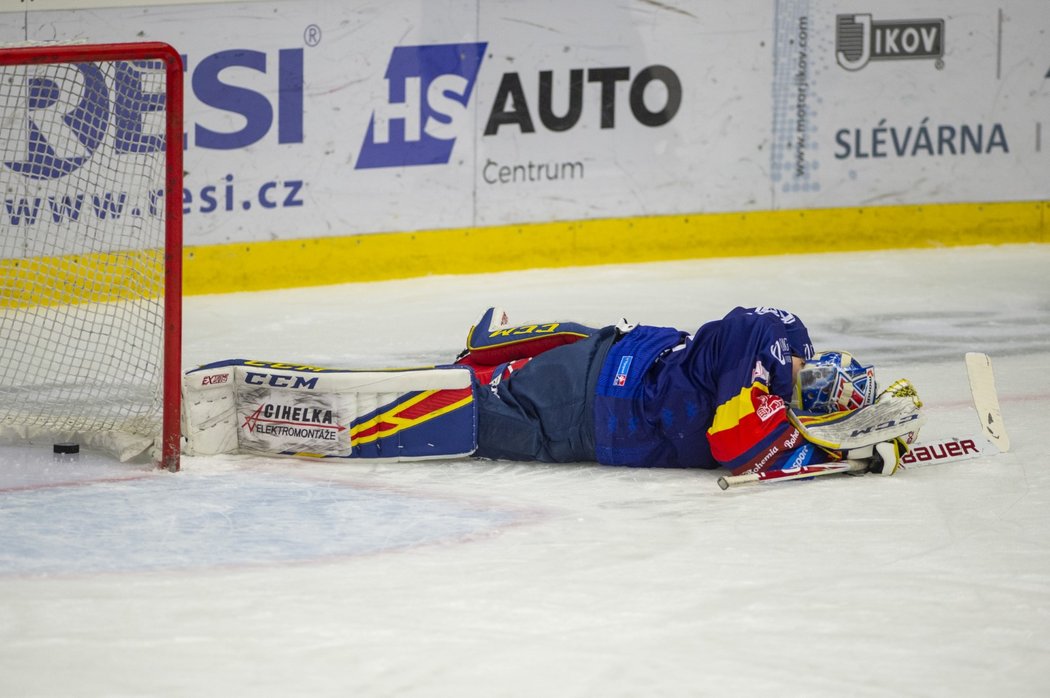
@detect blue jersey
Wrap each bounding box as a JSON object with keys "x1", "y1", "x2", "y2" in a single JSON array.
[{"x1": 593, "y1": 307, "x2": 831, "y2": 474}]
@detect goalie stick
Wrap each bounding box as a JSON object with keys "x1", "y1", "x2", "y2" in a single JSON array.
[
  {"x1": 965, "y1": 352, "x2": 1011, "y2": 452},
  {"x1": 718, "y1": 353, "x2": 1009, "y2": 490},
  {"x1": 717, "y1": 459, "x2": 869, "y2": 489},
  {"x1": 895, "y1": 353, "x2": 1012, "y2": 471},
  {"x1": 717, "y1": 434, "x2": 994, "y2": 490}
]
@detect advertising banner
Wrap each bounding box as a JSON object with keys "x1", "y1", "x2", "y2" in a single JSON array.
[
  {"x1": 770, "y1": 0, "x2": 1048, "y2": 209},
  {"x1": 1, "y1": 0, "x2": 1047, "y2": 249}
]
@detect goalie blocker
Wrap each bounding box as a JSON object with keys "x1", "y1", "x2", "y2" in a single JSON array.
[{"x1": 182, "y1": 360, "x2": 476, "y2": 460}]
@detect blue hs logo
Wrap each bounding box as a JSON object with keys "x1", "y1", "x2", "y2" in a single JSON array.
[
  {"x1": 355, "y1": 42, "x2": 487, "y2": 169},
  {"x1": 4, "y1": 62, "x2": 164, "y2": 180}
]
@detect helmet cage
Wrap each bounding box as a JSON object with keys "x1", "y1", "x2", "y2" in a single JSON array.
[{"x1": 795, "y1": 353, "x2": 877, "y2": 413}]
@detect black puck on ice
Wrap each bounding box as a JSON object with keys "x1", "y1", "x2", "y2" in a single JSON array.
[{"x1": 53, "y1": 442, "x2": 80, "y2": 455}]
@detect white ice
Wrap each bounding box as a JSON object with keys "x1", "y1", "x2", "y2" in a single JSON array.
[{"x1": 1, "y1": 244, "x2": 1048, "y2": 697}]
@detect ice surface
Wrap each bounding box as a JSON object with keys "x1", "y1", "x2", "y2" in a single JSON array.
[{"x1": 1, "y1": 245, "x2": 1048, "y2": 697}]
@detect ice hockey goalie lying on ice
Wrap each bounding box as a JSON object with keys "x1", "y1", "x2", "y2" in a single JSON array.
[{"x1": 182, "y1": 306, "x2": 925, "y2": 478}]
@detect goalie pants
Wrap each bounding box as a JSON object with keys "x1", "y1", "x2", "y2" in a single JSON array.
[{"x1": 473, "y1": 326, "x2": 619, "y2": 463}]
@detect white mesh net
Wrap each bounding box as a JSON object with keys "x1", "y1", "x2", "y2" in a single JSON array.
[{"x1": 0, "y1": 48, "x2": 175, "y2": 460}]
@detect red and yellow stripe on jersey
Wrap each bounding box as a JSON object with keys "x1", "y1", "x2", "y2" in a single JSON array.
[
  {"x1": 708, "y1": 381, "x2": 801, "y2": 473},
  {"x1": 708, "y1": 380, "x2": 843, "y2": 475}
]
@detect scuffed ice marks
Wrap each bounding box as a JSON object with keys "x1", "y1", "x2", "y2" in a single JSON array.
[
  {"x1": 0, "y1": 474, "x2": 519, "y2": 575},
  {"x1": 816, "y1": 308, "x2": 1050, "y2": 365}
]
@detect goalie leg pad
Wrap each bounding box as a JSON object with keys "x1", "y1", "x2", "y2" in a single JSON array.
[
  {"x1": 458, "y1": 306, "x2": 597, "y2": 367},
  {"x1": 183, "y1": 360, "x2": 476, "y2": 461}
]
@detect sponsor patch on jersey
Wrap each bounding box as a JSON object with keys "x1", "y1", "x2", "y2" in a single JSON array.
[
  {"x1": 752, "y1": 360, "x2": 769, "y2": 383},
  {"x1": 769, "y1": 338, "x2": 790, "y2": 365},
  {"x1": 779, "y1": 443, "x2": 814, "y2": 474},
  {"x1": 613, "y1": 355, "x2": 633, "y2": 387},
  {"x1": 754, "y1": 393, "x2": 785, "y2": 422}
]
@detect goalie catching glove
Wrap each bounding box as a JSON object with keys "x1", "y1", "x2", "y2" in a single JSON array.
[
  {"x1": 839, "y1": 379, "x2": 924, "y2": 476},
  {"x1": 791, "y1": 377, "x2": 924, "y2": 448}
]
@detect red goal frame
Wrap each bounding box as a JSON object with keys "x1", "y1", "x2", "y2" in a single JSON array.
[{"x1": 0, "y1": 42, "x2": 184, "y2": 471}]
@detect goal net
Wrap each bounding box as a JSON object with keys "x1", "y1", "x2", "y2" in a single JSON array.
[{"x1": 0, "y1": 42, "x2": 183, "y2": 470}]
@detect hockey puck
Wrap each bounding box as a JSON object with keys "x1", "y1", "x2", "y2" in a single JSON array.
[{"x1": 53, "y1": 442, "x2": 80, "y2": 455}]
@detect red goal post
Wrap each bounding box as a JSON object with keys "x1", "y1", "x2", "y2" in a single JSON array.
[{"x1": 0, "y1": 42, "x2": 183, "y2": 471}]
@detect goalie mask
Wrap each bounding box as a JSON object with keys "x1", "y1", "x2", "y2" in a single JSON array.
[{"x1": 793, "y1": 351, "x2": 877, "y2": 413}]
